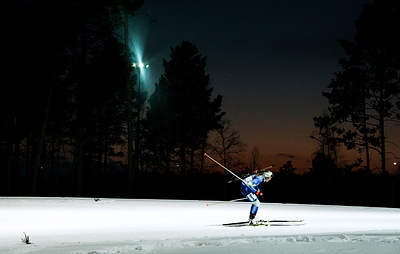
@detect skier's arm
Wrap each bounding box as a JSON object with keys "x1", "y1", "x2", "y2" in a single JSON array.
[
  {"x1": 244, "y1": 177, "x2": 260, "y2": 194},
  {"x1": 245, "y1": 176, "x2": 264, "y2": 195},
  {"x1": 246, "y1": 184, "x2": 257, "y2": 194}
]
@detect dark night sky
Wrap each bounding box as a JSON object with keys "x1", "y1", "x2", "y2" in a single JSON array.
[{"x1": 130, "y1": 0, "x2": 399, "y2": 173}]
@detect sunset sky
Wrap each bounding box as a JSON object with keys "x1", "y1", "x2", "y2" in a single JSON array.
[{"x1": 130, "y1": 0, "x2": 399, "y2": 173}]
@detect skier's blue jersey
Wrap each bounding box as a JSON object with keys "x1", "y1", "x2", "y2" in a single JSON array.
[{"x1": 240, "y1": 175, "x2": 264, "y2": 196}]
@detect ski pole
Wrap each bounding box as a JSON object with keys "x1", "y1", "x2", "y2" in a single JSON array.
[
  {"x1": 204, "y1": 153, "x2": 244, "y2": 183},
  {"x1": 206, "y1": 197, "x2": 247, "y2": 206}
]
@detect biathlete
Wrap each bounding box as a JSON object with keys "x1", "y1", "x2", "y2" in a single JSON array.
[{"x1": 241, "y1": 171, "x2": 273, "y2": 225}]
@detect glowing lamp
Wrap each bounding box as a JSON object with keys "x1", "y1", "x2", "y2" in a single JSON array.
[{"x1": 132, "y1": 62, "x2": 149, "y2": 69}]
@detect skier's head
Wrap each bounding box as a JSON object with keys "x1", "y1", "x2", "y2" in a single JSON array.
[{"x1": 263, "y1": 171, "x2": 273, "y2": 182}]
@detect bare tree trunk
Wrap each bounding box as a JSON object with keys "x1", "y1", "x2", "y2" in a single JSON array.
[
  {"x1": 362, "y1": 95, "x2": 371, "y2": 171},
  {"x1": 250, "y1": 146, "x2": 260, "y2": 171},
  {"x1": 123, "y1": 6, "x2": 135, "y2": 197},
  {"x1": 180, "y1": 145, "x2": 186, "y2": 176},
  {"x1": 379, "y1": 87, "x2": 387, "y2": 175},
  {"x1": 31, "y1": 73, "x2": 54, "y2": 195}
]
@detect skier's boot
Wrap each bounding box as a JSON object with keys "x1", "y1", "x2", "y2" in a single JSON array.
[{"x1": 248, "y1": 213, "x2": 258, "y2": 225}]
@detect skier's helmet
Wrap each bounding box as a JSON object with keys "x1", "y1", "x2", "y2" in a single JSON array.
[{"x1": 263, "y1": 171, "x2": 273, "y2": 181}]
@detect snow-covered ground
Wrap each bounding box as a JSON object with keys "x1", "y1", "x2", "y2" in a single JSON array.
[{"x1": 0, "y1": 197, "x2": 399, "y2": 253}]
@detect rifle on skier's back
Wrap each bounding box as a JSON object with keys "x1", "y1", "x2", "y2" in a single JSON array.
[{"x1": 228, "y1": 165, "x2": 275, "y2": 183}]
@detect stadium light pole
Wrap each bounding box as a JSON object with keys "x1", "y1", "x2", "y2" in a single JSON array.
[
  {"x1": 132, "y1": 62, "x2": 149, "y2": 177},
  {"x1": 132, "y1": 63, "x2": 149, "y2": 96}
]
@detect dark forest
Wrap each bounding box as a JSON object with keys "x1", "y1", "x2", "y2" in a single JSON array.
[{"x1": 2, "y1": 0, "x2": 400, "y2": 208}]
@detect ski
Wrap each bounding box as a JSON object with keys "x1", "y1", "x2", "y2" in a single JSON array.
[
  {"x1": 228, "y1": 165, "x2": 275, "y2": 183},
  {"x1": 223, "y1": 219, "x2": 305, "y2": 227}
]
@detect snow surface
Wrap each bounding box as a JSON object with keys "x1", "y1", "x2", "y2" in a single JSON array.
[{"x1": 1, "y1": 197, "x2": 400, "y2": 253}]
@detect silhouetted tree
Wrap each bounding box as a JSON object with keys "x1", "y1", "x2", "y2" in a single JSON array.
[
  {"x1": 145, "y1": 41, "x2": 225, "y2": 176},
  {"x1": 310, "y1": 114, "x2": 341, "y2": 163},
  {"x1": 310, "y1": 152, "x2": 343, "y2": 204},
  {"x1": 249, "y1": 146, "x2": 260, "y2": 172},
  {"x1": 62, "y1": 0, "x2": 135, "y2": 195},
  {"x1": 143, "y1": 81, "x2": 175, "y2": 175},
  {"x1": 310, "y1": 114, "x2": 343, "y2": 204},
  {"x1": 209, "y1": 119, "x2": 247, "y2": 170},
  {"x1": 3, "y1": 0, "x2": 136, "y2": 196},
  {"x1": 11, "y1": 0, "x2": 81, "y2": 194},
  {"x1": 115, "y1": 0, "x2": 145, "y2": 197},
  {"x1": 320, "y1": 0, "x2": 400, "y2": 174},
  {"x1": 208, "y1": 119, "x2": 246, "y2": 198},
  {"x1": 278, "y1": 161, "x2": 297, "y2": 176},
  {"x1": 323, "y1": 59, "x2": 375, "y2": 171}
]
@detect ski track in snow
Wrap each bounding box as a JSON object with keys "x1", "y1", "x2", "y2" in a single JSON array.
[{"x1": 0, "y1": 197, "x2": 399, "y2": 253}]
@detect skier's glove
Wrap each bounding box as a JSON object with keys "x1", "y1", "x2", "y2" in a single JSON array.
[{"x1": 255, "y1": 190, "x2": 264, "y2": 199}]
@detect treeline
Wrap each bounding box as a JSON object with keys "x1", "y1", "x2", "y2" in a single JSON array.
[
  {"x1": 4, "y1": 156, "x2": 400, "y2": 208},
  {"x1": 1, "y1": 0, "x2": 399, "y2": 208},
  {"x1": 266, "y1": 161, "x2": 400, "y2": 208},
  {"x1": 311, "y1": 0, "x2": 400, "y2": 175},
  {"x1": 305, "y1": 0, "x2": 400, "y2": 208},
  {"x1": 3, "y1": 0, "x2": 141, "y2": 196}
]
